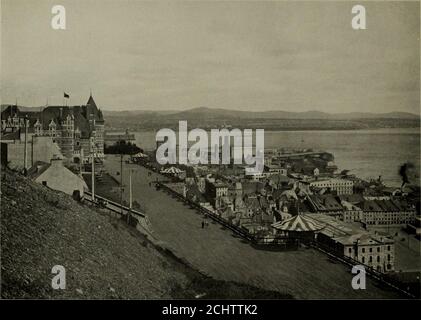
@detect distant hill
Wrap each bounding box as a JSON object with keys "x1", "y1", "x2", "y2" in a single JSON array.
[
  {"x1": 167, "y1": 107, "x2": 420, "y2": 120},
  {"x1": 102, "y1": 110, "x2": 176, "y2": 117},
  {"x1": 3, "y1": 104, "x2": 419, "y2": 132},
  {"x1": 1, "y1": 105, "x2": 45, "y2": 112},
  {"x1": 3, "y1": 104, "x2": 419, "y2": 120},
  {"x1": 103, "y1": 107, "x2": 419, "y2": 120}
]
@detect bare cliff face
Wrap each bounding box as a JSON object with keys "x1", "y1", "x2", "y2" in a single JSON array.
[{"x1": 1, "y1": 169, "x2": 291, "y2": 299}]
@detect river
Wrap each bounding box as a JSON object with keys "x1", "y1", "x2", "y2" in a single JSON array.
[{"x1": 130, "y1": 128, "x2": 420, "y2": 187}]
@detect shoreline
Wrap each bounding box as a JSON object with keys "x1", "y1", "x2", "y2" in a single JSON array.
[{"x1": 105, "y1": 126, "x2": 421, "y2": 133}]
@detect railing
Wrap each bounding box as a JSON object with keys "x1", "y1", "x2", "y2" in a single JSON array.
[
  {"x1": 309, "y1": 241, "x2": 417, "y2": 298},
  {"x1": 157, "y1": 182, "x2": 291, "y2": 244},
  {"x1": 84, "y1": 190, "x2": 146, "y2": 218},
  {"x1": 131, "y1": 161, "x2": 419, "y2": 298},
  {"x1": 157, "y1": 181, "x2": 418, "y2": 298}
]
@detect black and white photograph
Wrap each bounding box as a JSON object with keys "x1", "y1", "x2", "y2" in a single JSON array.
[{"x1": 0, "y1": 0, "x2": 420, "y2": 309}]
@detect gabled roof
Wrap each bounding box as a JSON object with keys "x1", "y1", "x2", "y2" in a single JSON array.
[
  {"x1": 334, "y1": 233, "x2": 393, "y2": 246},
  {"x1": 72, "y1": 106, "x2": 91, "y2": 138},
  {"x1": 40, "y1": 106, "x2": 73, "y2": 130},
  {"x1": 359, "y1": 200, "x2": 383, "y2": 212},
  {"x1": 27, "y1": 161, "x2": 51, "y2": 180},
  {"x1": 244, "y1": 197, "x2": 261, "y2": 211},
  {"x1": 307, "y1": 194, "x2": 343, "y2": 212},
  {"x1": 337, "y1": 194, "x2": 365, "y2": 204}
]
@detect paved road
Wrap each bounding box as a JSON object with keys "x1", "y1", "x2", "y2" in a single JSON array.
[{"x1": 104, "y1": 155, "x2": 401, "y2": 299}]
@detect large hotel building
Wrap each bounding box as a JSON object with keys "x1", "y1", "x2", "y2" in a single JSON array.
[{"x1": 1, "y1": 94, "x2": 105, "y2": 164}]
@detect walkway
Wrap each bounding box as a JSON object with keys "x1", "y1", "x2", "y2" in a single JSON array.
[{"x1": 104, "y1": 155, "x2": 401, "y2": 299}]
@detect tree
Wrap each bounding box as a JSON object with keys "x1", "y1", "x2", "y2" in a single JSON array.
[{"x1": 104, "y1": 140, "x2": 143, "y2": 155}]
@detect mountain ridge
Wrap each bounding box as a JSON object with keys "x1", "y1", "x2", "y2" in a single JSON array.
[
  {"x1": 2, "y1": 104, "x2": 419, "y2": 120},
  {"x1": 104, "y1": 106, "x2": 419, "y2": 120}
]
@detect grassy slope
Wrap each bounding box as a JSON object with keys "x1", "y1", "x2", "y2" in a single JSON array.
[{"x1": 1, "y1": 169, "x2": 291, "y2": 299}]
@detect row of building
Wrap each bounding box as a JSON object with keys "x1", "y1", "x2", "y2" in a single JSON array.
[{"x1": 156, "y1": 149, "x2": 418, "y2": 274}]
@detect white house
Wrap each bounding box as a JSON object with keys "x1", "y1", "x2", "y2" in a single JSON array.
[{"x1": 30, "y1": 157, "x2": 88, "y2": 197}]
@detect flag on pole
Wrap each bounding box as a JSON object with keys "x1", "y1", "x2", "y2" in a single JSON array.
[{"x1": 64, "y1": 92, "x2": 70, "y2": 98}]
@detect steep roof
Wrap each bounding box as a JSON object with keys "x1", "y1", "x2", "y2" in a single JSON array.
[
  {"x1": 1, "y1": 105, "x2": 20, "y2": 117},
  {"x1": 1, "y1": 105, "x2": 41, "y2": 127},
  {"x1": 337, "y1": 194, "x2": 365, "y2": 204},
  {"x1": 359, "y1": 200, "x2": 383, "y2": 212},
  {"x1": 40, "y1": 106, "x2": 73, "y2": 130},
  {"x1": 307, "y1": 194, "x2": 343, "y2": 212},
  {"x1": 27, "y1": 161, "x2": 51, "y2": 180},
  {"x1": 86, "y1": 95, "x2": 97, "y2": 109},
  {"x1": 1, "y1": 95, "x2": 103, "y2": 137},
  {"x1": 71, "y1": 106, "x2": 91, "y2": 138},
  {"x1": 84, "y1": 95, "x2": 104, "y2": 123}
]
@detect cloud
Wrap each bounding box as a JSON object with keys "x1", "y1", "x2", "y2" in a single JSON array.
[{"x1": 1, "y1": 0, "x2": 419, "y2": 113}]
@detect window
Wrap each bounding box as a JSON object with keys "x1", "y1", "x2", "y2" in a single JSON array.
[
  {"x1": 369, "y1": 248, "x2": 372, "y2": 253},
  {"x1": 387, "y1": 246, "x2": 391, "y2": 251},
  {"x1": 362, "y1": 257, "x2": 365, "y2": 263},
  {"x1": 362, "y1": 248, "x2": 365, "y2": 253},
  {"x1": 388, "y1": 254, "x2": 391, "y2": 261},
  {"x1": 377, "y1": 256, "x2": 380, "y2": 262},
  {"x1": 377, "y1": 247, "x2": 380, "y2": 252}
]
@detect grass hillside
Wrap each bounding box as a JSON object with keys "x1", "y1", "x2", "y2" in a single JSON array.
[{"x1": 1, "y1": 169, "x2": 291, "y2": 299}]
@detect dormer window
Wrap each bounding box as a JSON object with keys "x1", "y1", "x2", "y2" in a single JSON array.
[
  {"x1": 13, "y1": 116, "x2": 19, "y2": 127},
  {"x1": 34, "y1": 119, "x2": 42, "y2": 135},
  {"x1": 48, "y1": 119, "x2": 56, "y2": 136}
]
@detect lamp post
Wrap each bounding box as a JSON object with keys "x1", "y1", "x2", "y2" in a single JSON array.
[
  {"x1": 91, "y1": 137, "x2": 95, "y2": 201},
  {"x1": 120, "y1": 153, "x2": 123, "y2": 216},
  {"x1": 23, "y1": 116, "x2": 29, "y2": 172},
  {"x1": 129, "y1": 168, "x2": 133, "y2": 210},
  {"x1": 127, "y1": 168, "x2": 133, "y2": 224}
]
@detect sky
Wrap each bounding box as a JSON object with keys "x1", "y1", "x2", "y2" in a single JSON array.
[{"x1": 1, "y1": 0, "x2": 420, "y2": 113}]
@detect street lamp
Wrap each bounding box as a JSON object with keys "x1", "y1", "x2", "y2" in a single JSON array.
[{"x1": 90, "y1": 136, "x2": 95, "y2": 201}]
